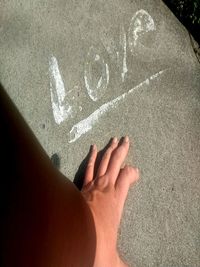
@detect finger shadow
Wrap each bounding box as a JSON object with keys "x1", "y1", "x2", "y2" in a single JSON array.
[
  {"x1": 73, "y1": 146, "x2": 92, "y2": 190},
  {"x1": 73, "y1": 137, "x2": 123, "y2": 190}
]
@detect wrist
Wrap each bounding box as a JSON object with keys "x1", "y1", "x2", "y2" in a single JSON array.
[{"x1": 93, "y1": 248, "x2": 128, "y2": 267}]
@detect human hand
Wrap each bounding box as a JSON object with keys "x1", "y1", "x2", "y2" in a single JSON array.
[{"x1": 81, "y1": 136, "x2": 139, "y2": 267}]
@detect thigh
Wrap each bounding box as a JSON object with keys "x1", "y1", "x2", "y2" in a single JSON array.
[{"x1": 0, "y1": 84, "x2": 96, "y2": 267}]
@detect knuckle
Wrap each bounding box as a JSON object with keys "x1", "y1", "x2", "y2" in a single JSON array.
[
  {"x1": 110, "y1": 142, "x2": 117, "y2": 149},
  {"x1": 113, "y1": 149, "x2": 121, "y2": 160},
  {"x1": 87, "y1": 160, "x2": 94, "y2": 167},
  {"x1": 95, "y1": 174, "x2": 114, "y2": 192},
  {"x1": 119, "y1": 143, "x2": 127, "y2": 150},
  {"x1": 114, "y1": 144, "x2": 127, "y2": 156},
  {"x1": 94, "y1": 175, "x2": 108, "y2": 188},
  {"x1": 104, "y1": 148, "x2": 112, "y2": 158},
  {"x1": 89, "y1": 155, "x2": 95, "y2": 163},
  {"x1": 124, "y1": 165, "x2": 135, "y2": 175}
]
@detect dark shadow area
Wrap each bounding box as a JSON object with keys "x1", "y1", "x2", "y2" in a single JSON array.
[
  {"x1": 51, "y1": 153, "x2": 60, "y2": 169},
  {"x1": 73, "y1": 137, "x2": 124, "y2": 190},
  {"x1": 163, "y1": 0, "x2": 200, "y2": 46},
  {"x1": 0, "y1": 82, "x2": 96, "y2": 267},
  {"x1": 0, "y1": 83, "x2": 18, "y2": 223}
]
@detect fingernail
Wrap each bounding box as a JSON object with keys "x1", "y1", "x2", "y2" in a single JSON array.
[
  {"x1": 136, "y1": 168, "x2": 139, "y2": 173},
  {"x1": 124, "y1": 136, "x2": 129, "y2": 143},
  {"x1": 93, "y1": 144, "x2": 97, "y2": 150},
  {"x1": 90, "y1": 144, "x2": 96, "y2": 152},
  {"x1": 90, "y1": 145, "x2": 93, "y2": 152},
  {"x1": 113, "y1": 137, "x2": 118, "y2": 143}
]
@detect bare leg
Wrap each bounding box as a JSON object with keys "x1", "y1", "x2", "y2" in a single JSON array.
[
  {"x1": 0, "y1": 83, "x2": 139, "y2": 267},
  {"x1": 0, "y1": 84, "x2": 96, "y2": 267}
]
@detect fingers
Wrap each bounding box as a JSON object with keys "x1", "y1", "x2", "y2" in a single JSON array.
[
  {"x1": 115, "y1": 165, "x2": 139, "y2": 212},
  {"x1": 96, "y1": 137, "x2": 118, "y2": 177},
  {"x1": 83, "y1": 144, "x2": 97, "y2": 187},
  {"x1": 106, "y1": 136, "x2": 130, "y2": 184}
]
